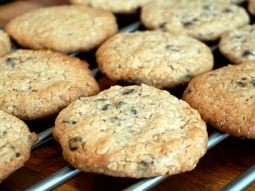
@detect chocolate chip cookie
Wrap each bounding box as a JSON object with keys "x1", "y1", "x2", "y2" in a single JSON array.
[
  {"x1": 0, "y1": 109, "x2": 37, "y2": 182},
  {"x1": 0, "y1": 30, "x2": 11, "y2": 58},
  {"x1": 219, "y1": 24, "x2": 255, "y2": 65},
  {"x1": 96, "y1": 30, "x2": 213, "y2": 89},
  {"x1": 5, "y1": 5, "x2": 118, "y2": 54},
  {"x1": 69, "y1": 0, "x2": 152, "y2": 14},
  {"x1": 0, "y1": 49, "x2": 99, "y2": 120},
  {"x1": 54, "y1": 84, "x2": 208, "y2": 178},
  {"x1": 183, "y1": 61, "x2": 255, "y2": 138},
  {"x1": 141, "y1": 0, "x2": 250, "y2": 41}
]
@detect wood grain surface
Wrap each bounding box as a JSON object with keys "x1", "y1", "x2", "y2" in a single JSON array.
[{"x1": 1, "y1": 1, "x2": 255, "y2": 191}]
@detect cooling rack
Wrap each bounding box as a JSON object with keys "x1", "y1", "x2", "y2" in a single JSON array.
[{"x1": 2, "y1": 19, "x2": 255, "y2": 191}]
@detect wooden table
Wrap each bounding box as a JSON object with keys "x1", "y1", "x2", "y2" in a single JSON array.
[{"x1": 1, "y1": 1, "x2": 255, "y2": 191}]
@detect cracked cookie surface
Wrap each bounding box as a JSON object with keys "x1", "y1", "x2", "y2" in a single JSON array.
[
  {"x1": 183, "y1": 61, "x2": 255, "y2": 138},
  {"x1": 0, "y1": 31, "x2": 11, "y2": 58},
  {"x1": 0, "y1": 49, "x2": 99, "y2": 120},
  {"x1": 5, "y1": 5, "x2": 118, "y2": 54},
  {"x1": 69, "y1": 0, "x2": 152, "y2": 14},
  {"x1": 141, "y1": 0, "x2": 250, "y2": 41},
  {"x1": 96, "y1": 31, "x2": 213, "y2": 89},
  {"x1": 219, "y1": 24, "x2": 255, "y2": 65},
  {"x1": 54, "y1": 84, "x2": 208, "y2": 178},
  {"x1": 0, "y1": 109, "x2": 37, "y2": 182}
]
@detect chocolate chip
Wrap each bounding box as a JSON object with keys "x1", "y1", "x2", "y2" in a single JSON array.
[
  {"x1": 117, "y1": 102, "x2": 127, "y2": 108},
  {"x1": 122, "y1": 89, "x2": 136, "y2": 95},
  {"x1": 159, "y1": 22, "x2": 168, "y2": 29},
  {"x1": 79, "y1": 97, "x2": 88, "y2": 103},
  {"x1": 110, "y1": 117, "x2": 121, "y2": 126},
  {"x1": 62, "y1": 120, "x2": 77, "y2": 125},
  {"x1": 166, "y1": 45, "x2": 180, "y2": 52},
  {"x1": 131, "y1": 109, "x2": 138, "y2": 115},
  {"x1": 102, "y1": 104, "x2": 112, "y2": 110},
  {"x1": 253, "y1": 80, "x2": 255, "y2": 87},
  {"x1": 32, "y1": 89, "x2": 38, "y2": 92},
  {"x1": 6, "y1": 57, "x2": 18, "y2": 67},
  {"x1": 242, "y1": 50, "x2": 255, "y2": 58},
  {"x1": 203, "y1": 5, "x2": 214, "y2": 11},
  {"x1": 26, "y1": 57, "x2": 33, "y2": 61},
  {"x1": 69, "y1": 137, "x2": 85, "y2": 151},
  {"x1": 232, "y1": 35, "x2": 245, "y2": 42},
  {"x1": 15, "y1": 152, "x2": 20, "y2": 158},
  {"x1": 185, "y1": 88, "x2": 193, "y2": 94},
  {"x1": 10, "y1": 145, "x2": 15, "y2": 150},
  {"x1": 223, "y1": 8, "x2": 233, "y2": 13},
  {"x1": 182, "y1": 21, "x2": 195, "y2": 29},
  {"x1": 241, "y1": 77, "x2": 247, "y2": 80},
  {"x1": 185, "y1": 74, "x2": 192, "y2": 79},
  {"x1": 96, "y1": 98, "x2": 107, "y2": 102},
  {"x1": 140, "y1": 160, "x2": 154, "y2": 168},
  {"x1": 236, "y1": 81, "x2": 247, "y2": 87}
]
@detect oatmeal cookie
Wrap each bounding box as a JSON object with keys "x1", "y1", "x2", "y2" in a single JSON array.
[
  {"x1": 0, "y1": 49, "x2": 99, "y2": 120},
  {"x1": 5, "y1": 5, "x2": 118, "y2": 54},
  {"x1": 54, "y1": 84, "x2": 208, "y2": 178},
  {"x1": 96, "y1": 31, "x2": 213, "y2": 89},
  {"x1": 183, "y1": 61, "x2": 255, "y2": 138},
  {"x1": 0, "y1": 109, "x2": 37, "y2": 182}
]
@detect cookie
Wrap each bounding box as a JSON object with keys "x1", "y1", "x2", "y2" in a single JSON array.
[
  {"x1": 141, "y1": 0, "x2": 250, "y2": 41},
  {"x1": 248, "y1": 0, "x2": 255, "y2": 16},
  {"x1": 219, "y1": 24, "x2": 255, "y2": 65},
  {"x1": 0, "y1": 109, "x2": 37, "y2": 182},
  {"x1": 183, "y1": 61, "x2": 255, "y2": 138},
  {"x1": 5, "y1": 5, "x2": 118, "y2": 54},
  {"x1": 0, "y1": 30, "x2": 11, "y2": 58},
  {"x1": 69, "y1": 0, "x2": 152, "y2": 14},
  {"x1": 54, "y1": 84, "x2": 208, "y2": 178},
  {"x1": 0, "y1": 49, "x2": 99, "y2": 120},
  {"x1": 96, "y1": 31, "x2": 214, "y2": 89}
]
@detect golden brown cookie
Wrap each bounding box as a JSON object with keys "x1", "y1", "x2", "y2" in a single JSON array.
[
  {"x1": 219, "y1": 24, "x2": 255, "y2": 65},
  {"x1": 5, "y1": 5, "x2": 118, "y2": 54},
  {"x1": 96, "y1": 31, "x2": 214, "y2": 89},
  {"x1": 0, "y1": 109, "x2": 37, "y2": 182},
  {"x1": 183, "y1": 61, "x2": 255, "y2": 138},
  {"x1": 0, "y1": 49, "x2": 99, "y2": 120},
  {"x1": 54, "y1": 84, "x2": 208, "y2": 178},
  {"x1": 141, "y1": 0, "x2": 250, "y2": 41}
]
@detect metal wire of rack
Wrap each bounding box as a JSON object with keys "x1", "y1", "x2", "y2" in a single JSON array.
[{"x1": 25, "y1": 130, "x2": 229, "y2": 191}]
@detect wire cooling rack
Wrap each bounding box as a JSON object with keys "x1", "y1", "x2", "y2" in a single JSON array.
[{"x1": 2, "y1": 19, "x2": 255, "y2": 191}]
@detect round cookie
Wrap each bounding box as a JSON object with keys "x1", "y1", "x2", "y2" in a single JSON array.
[
  {"x1": 219, "y1": 24, "x2": 255, "y2": 65},
  {"x1": 54, "y1": 84, "x2": 208, "y2": 178},
  {"x1": 0, "y1": 109, "x2": 37, "y2": 182},
  {"x1": 248, "y1": 0, "x2": 255, "y2": 16},
  {"x1": 5, "y1": 5, "x2": 118, "y2": 54},
  {"x1": 0, "y1": 49, "x2": 99, "y2": 120},
  {"x1": 141, "y1": 0, "x2": 250, "y2": 42},
  {"x1": 182, "y1": 61, "x2": 255, "y2": 138},
  {"x1": 96, "y1": 31, "x2": 214, "y2": 89},
  {"x1": 69, "y1": 0, "x2": 152, "y2": 14},
  {"x1": 0, "y1": 30, "x2": 11, "y2": 58}
]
